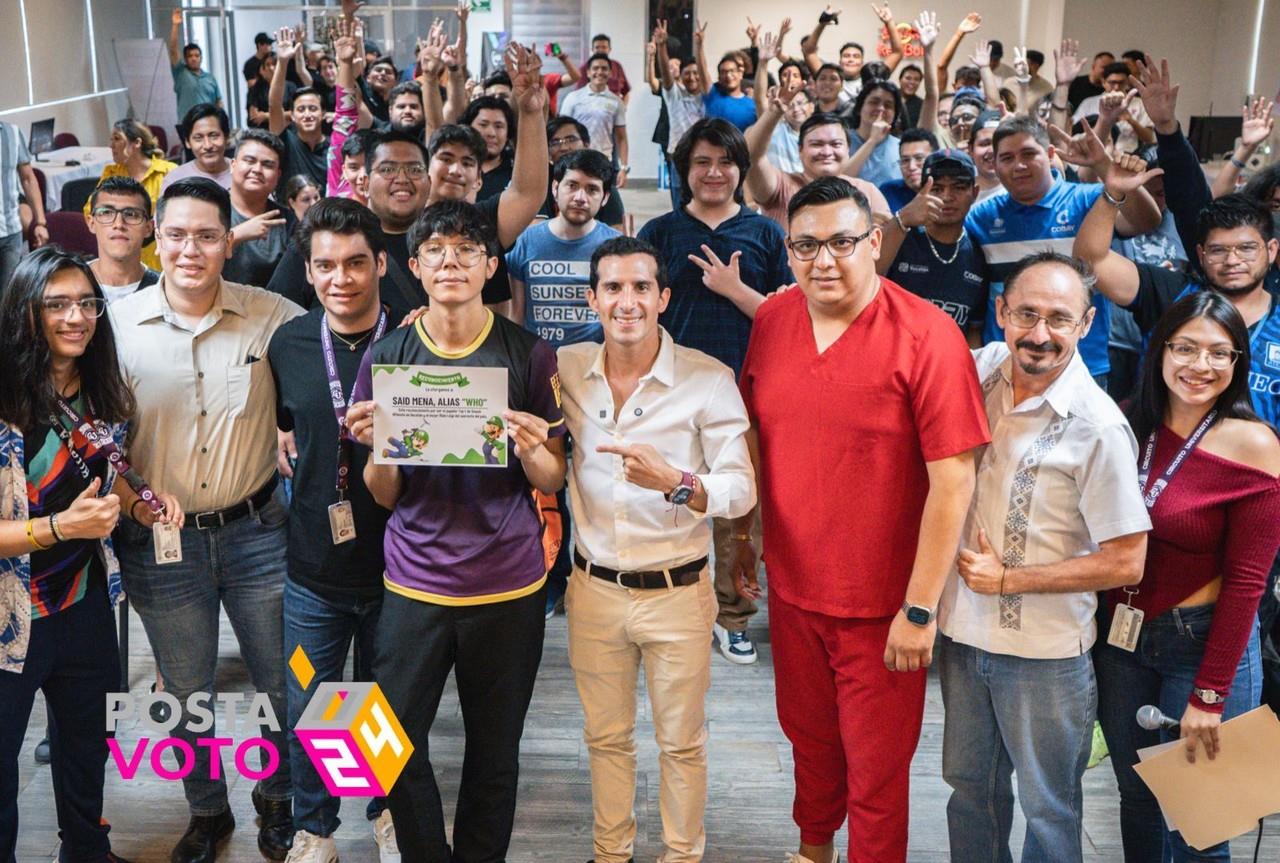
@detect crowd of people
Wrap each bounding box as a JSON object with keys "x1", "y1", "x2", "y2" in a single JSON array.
[{"x1": 1, "y1": 2, "x2": 1279, "y2": 863}]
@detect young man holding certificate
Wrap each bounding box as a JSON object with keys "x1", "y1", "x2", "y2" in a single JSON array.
[{"x1": 345, "y1": 199, "x2": 567, "y2": 863}]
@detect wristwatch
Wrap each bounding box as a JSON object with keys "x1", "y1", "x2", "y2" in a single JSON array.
[
  {"x1": 664, "y1": 471, "x2": 697, "y2": 505},
  {"x1": 618, "y1": 165, "x2": 631, "y2": 174},
  {"x1": 901, "y1": 601, "x2": 936, "y2": 627},
  {"x1": 1192, "y1": 686, "x2": 1225, "y2": 706}
]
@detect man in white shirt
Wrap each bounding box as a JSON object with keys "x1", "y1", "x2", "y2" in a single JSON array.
[
  {"x1": 85, "y1": 176, "x2": 160, "y2": 304},
  {"x1": 559, "y1": 53, "x2": 629, "y2": 174},
  {"x1": 558, "y1": 236, "x2": 755, "y2": 863},
  {"x1": 937, "y1": 250, "x2": 1151, "y2": 863}
]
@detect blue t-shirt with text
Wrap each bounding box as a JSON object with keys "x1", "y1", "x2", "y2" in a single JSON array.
[{"x1": 506, "y1": 220, "x2": 621, "y2": 348}]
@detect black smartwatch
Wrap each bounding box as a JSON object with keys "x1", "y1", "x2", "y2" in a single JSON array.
[
  {"x1": 901, "y1": 601, "x2": 936, "y2": 627},
  {"x1": 664, "y1": 471, "x2": 697, "y2": 506}
]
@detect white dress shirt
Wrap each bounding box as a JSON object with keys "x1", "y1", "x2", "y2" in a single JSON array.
[
  {"x1": 938, "y1": 343, "x2": 1151, "y2": 659},
  {"x1": 557, "y1": 329, "x2": 756, "y2": 571}
]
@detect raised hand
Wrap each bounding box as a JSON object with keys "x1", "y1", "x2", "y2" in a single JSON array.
[
  {"x1": 759, "y1": 31, "x2": 781, "y2": 64},
  {"x1": 1129, "y1": 54, "x2": 1179, "y2": 134},
  {"x1": 455, "y1": 0, "x2": 469, "y2": 23},
  {"x1": 340, "y1": 0, "x2": 365, "y2": 20},
  {"x1": 1048, "y1": 121, "x2": 1109, "y2": 169},
  {"x1": 914, "y1": 11, "x2": 939, "y2": 51},
  {"x1": 693, "y1": 20, "x2": 707, "y2": 48},
  {"x1": 778, "y1": 17, "x2": 793, "y2": 42},
  {"x1": 646, "y1": 40, "x2": 657, "y2": 61},
  {"x1": 418, "y1": 19, "x2": 446, "y2": 75},
  {"x1": 1241, "y1": 97, "x2": 1276, "y2": 148},
  {"x1": 871, "y1": 2, "x2": 894, "y2": 25},
  {"x1": 506, "y1": 41, "x2": 546, "y2": 115},
  {"x1": 746, "y1": 17, "x2": 761, "y2": 47},
  {"x1": 958, "y1": 11, "x2": 982, "y2": 33},
  {"x1": 274, "y1": 26, "x2": 299, "y2": 61},
  {"x1": 1101, "y1": 151, "x2": 1164, "y2": 199},
  {"x1": 1098, "y1": 89, "x2": 1136, "y2": 126},
  {"x1": 171, "y1": 8, "x2": 183, "y2": 26},
  {"x1": 969, "y1": 39, "x2": 991, "y2": 67},
  {"x1": 770, "y1": 78, "x2": 805, "y2": 112},
  {"x1": 1054, "y1": 38, "x2": 1086, "y2": 86},
  {"x1": 1012, "y1": 46, "x2": 1030, "y2": 83},
  {"x1": 897, "y1": 177, "x2": 941, "y2": 227},
  {"x1": 653, "y1": 19, "x2": 669, "y2": 47},
  {"x1": 333, "y1": 17, "x2": 359, "y2": 65}
]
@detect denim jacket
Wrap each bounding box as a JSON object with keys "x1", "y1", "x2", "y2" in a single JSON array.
[{"x1": 0, "y1": 419, "x2": 126, "y2": 674}]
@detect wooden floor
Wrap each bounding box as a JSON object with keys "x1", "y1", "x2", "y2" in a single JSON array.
[{"x1": 13, "y1": 187, "x2": 1277, "y2": 861}]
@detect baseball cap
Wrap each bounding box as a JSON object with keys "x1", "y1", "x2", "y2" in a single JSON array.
[
  {"x1": 254, "y1": 32, "x2": 275, "y2": 46},
  {"x1": 952, "y1": 86, "x2": 984, "y2": 104},
  {"x1": 922, "y1": 149, "x2": 977, "y2": 182}
]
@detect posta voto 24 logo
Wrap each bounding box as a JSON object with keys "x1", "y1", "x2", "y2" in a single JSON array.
[{"x1": 105, "y1": 646, "x2": 413, "y2": 796}]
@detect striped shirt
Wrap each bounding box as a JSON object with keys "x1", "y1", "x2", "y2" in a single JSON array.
[
  {"x1": 965, "y1": 174, "x2": 1111, "y2": 376},
  {"x1": 662, "y1": 85, "x2": 705, "y2": 154},
  {"x1": 0, "y1": 123, "x2": 32, "y2": 237}
]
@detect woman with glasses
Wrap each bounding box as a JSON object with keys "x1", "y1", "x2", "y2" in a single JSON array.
[
  {"x1": 1095, "y1": 291, "x2": 1280, "y2": 862},
  {"x1": 85, "y1": 120, "x2": 176, "y2": 270},
  {"x1": 0, "y1": 246, "x2": 183, "y2": 863}
]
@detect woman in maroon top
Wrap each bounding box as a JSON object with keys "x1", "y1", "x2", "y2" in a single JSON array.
[{"x1": 1096, "y1": 291, "x2": 1280, "y2": 862}]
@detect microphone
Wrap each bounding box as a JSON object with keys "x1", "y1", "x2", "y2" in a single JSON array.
[{"x1": 1136, "y1": 705, "x2": 1180, "y2": 733}]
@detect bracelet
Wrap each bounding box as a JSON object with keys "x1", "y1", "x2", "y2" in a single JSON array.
[
  {"x1": 1230, "y1": 156, "x2": 1248, "y2": 170},
  {"x1": 1101, "y1": 188, "x2": 1127, "y2": 207},
  {"x1": 26, "y1": 519, "x2": 50, "y2": 551},
  {"x1": 1052, "y1": 102, "x2": 1068, "y2": 111},
  {"x1": 893, "y1": 211, "x2": 908, "y2": 233},
  {"x1": 49, "y1": 513, "x2": 66, "y2": 543},
  {"x1": 730, "y1": 533, "x2": 752, "y2": 542},
  {"x1": 130, "y1": 498, "x2": 147, "y2": 521}
]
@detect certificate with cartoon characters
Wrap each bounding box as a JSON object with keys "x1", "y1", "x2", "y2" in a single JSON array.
[{"x1": 371, "y1": 365, "x2": 509, "y2": 467}]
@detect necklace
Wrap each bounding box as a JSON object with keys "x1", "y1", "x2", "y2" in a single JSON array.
[
  {"x1": 925, "y1": 227, "x2": 965, "y2": 266},
  {"x1": 328, "y1": 328, "x2": 371, "y2": 352}
]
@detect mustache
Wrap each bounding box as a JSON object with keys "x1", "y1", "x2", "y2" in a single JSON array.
[{"x1": 1016, "y1": 339, "x2": 1059, "y2": 354}]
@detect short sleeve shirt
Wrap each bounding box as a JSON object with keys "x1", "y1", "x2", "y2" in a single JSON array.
[
  {"x1": 847, "y1": 130, "x2": 901, "y2": 186},
  {"x1": 506, "y1": 220, "x2": 621, "y2": 347},
  {"x1": 558, "y1": 88, "x2": 627, "y2": 158},
  {"x1": 662, "y1": 85, "x2": 706, "y2": 155},
  {"x1": 887, "y1": 227, "x2": 988, "y2": 331},
  {"x1": 279, "y1": 126, "x2": 329, "y2": 189},
  {"x1": 350, "y1": 310, "x2": 566, "y2": 605},
  {"x1": 701, "y1": 85, "x2": 757, "y2": 132},
  {"x1": 739, "y1": 281, "x2": 990, "y2": 618},
  {"x1": 172, "y1": 63, "x2": 223, "y2": 119},
  {"x1": 0, "y1": 123, "x2": 32, "y2": 236},
  {"x1": 638, "y1": 206, "x2": 792, "y2": 376},
  {"x1": 222, "y1": 205, "x2": 288, "y2": 288}
]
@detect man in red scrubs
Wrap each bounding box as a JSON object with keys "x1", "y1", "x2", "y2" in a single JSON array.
[{"x1": 731, "y1": 176, "x2": 989, "y2": 863}]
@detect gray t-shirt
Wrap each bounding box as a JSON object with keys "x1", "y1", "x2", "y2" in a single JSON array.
[{"x1": 222, "y1": 205, "x2": 287, "y2": 288}]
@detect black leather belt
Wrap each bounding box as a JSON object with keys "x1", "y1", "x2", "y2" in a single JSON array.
[
  {"x1": 574, "y1": 549, "x2": 707, "y2": 590},
  {"x1": 192, "y1": 476, "x2": 279, "y2": 530}
]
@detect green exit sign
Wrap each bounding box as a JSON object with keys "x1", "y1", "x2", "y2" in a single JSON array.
[{"x1": 471, "y1": 0, "x2": 491, "y2": 11}]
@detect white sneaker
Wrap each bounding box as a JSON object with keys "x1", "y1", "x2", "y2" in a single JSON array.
[
  {"x1": 784, "y1": 851, "x2": 839, "y2": 863},
  {"x1": 713, "y1": 622, "x2": 759, "y2": 664},
  {"x1": 285, "y1": 830, "x2": 338, "y2": 863},
  {"x1": 373, "y1": 809, "x2": 400, "y2": 863}
]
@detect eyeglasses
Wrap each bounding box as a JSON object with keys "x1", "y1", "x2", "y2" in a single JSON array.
[
  {"x1": 417, "y1": 242, "x2": 487, "y2": 267},
  {"x1": 786, "y1": 230, "x2": 873, "y2": 261},
  {"x1": 158, "y1": 229, "x2": 227, "y2": 249},
  {"x1": 42, "y1": 297, "x2": 106, "y2": 319},
  {"x1": 1165, "y1": 341, "x2": 1241, "y2": 369},
  {"x1": 373, "y1": 162, "x2": 428, "y2": 180},
  {"x1": 1004, "y1": 308, "x2": 1085, "y2": 334},
  {"x1": 91, "y1": 206, "x2": 148, "y2": 226},
  {"x1": 549, "y1": 135, "x2": 582, "y2": 148},
  {"x1": 899, "y1": 154, "x2": 928, "y2": 166},
  {"x1": 1202, "y1": 242, "x2": 1263, "y2": 263}
]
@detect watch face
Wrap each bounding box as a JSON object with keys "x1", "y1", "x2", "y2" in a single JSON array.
[
  {"x1": 905, "y1": 606, "x2": 931, "y2": 625},
  {"x1": 670, "y1": 486, "x2": 694, "y2": 505}
]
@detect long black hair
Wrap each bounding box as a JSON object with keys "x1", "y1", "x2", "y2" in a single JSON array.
[
  {"x1": 0, "y1": 246, "x2": 135, "y2": 431},
  {"x1": 850, "y1": 80, "x2": 908, "y2": 135},
  {"x1": 1125, "y1": 291, "x2": 1260, "y2": 442}
]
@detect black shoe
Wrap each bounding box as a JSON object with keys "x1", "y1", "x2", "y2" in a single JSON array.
[
  {"x1": 251, "y1": 786, "x2": 294, "y2": 860},
  {"x1": 34, "y1": 737, "x2": 50, "y2": 764},
  {"x1": 104, "y1": 854, "x2": 136, "y2": 863},
  {"x1": 169, "y1": 810, "x2": 234, "y2": 863}
]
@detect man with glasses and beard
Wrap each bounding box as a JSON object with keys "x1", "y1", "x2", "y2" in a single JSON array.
[{"x1": 539, "y1": 117, "x2": 625, "y2": 229}]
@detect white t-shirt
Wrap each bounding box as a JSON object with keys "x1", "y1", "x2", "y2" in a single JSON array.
[
  {"x1": 100, "y1": 279, "x2": 144, "y2": 305},
  {"x1": 558, "y1": 87, "x2": 627, "y2": 158}
]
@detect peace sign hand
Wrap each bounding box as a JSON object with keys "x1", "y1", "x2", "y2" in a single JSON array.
[{"x1": 688, "y1": 244, "x2": 747, "y2": 299}]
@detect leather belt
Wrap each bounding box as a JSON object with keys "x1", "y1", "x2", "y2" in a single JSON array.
[
  {"x1": 574, "y1": 549, "x2": 707, "y2": 590},
  {"x1": 192, "y1": 476, "x2": 279, "y2": 530}
]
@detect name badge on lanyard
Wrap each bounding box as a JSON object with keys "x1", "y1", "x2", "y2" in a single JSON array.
[
  {"x1": 320, "y1": 308, "x2": 388, "y2": 545},
  {"x1": 1108, "y1": 410, "x2": 1217, "y2": 652}
]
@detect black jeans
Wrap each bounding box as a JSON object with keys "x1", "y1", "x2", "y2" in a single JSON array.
[
  {"x1": 0, "y1": 575, "x2": 120, "y2": 863},
  {"x1": 375, "y1": 584, "x2": 546, "y2": 862}
]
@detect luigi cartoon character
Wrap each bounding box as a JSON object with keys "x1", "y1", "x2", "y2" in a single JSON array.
[
  {"x1": 480, "y1": 416, "x2": 506, "y2": 465},
  {"x1": 382, "y1": 426, "x2": 430, "y2": 460}
]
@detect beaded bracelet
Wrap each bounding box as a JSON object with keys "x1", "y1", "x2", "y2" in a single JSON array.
[{"x1": 49, "y1": 513, "x2": 66, "y2": 543}]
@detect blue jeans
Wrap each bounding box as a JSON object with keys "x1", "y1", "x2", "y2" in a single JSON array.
[
  {"x1": 116, "y1": 495, "x2": 292, "y2": 815},
  {"x1": 283, "y1": 579, "x2": 385, "y2": 836},
  {"x1": 667, "y1": 153, "x2": 683, "y2": 213},
  {"x1": 940, "y1": 636, "x2": 1096, "y2": 863},
  {"x1": 1095, "y1": 602, "x2": 1261, "y2": 862}
]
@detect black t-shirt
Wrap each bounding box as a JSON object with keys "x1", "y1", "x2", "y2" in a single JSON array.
[
  {"x1": 280, "y1": 126, "x2": 329, "y2": 188},
  {"x1": 247, "y1": 80, "x2": 297, "y2": 128},
  {"x1": 479, "y1": 151, "x2": 514, "y2": 201},
  {"x1": 268, "y1": 306, "x2": 407, "y2": 598},
  {"x1": 537, "y1": 174, "x2": 626, "y2": 227},
  {"x1": 903, "y1": 94, "x2": 924, "y2": 129},
  {"x1": 223, "y1": 203, "x2": 289, "y2": 288},
  {"x1": 887, "y1": 227, "x2": 988, "y2": 332},
  {"x1": 1127, "y1": 262, "x2": 1196, "y2": 333},
  {"x1": 1068, "y1": 75, "x2": 1104, "y2": 111}
]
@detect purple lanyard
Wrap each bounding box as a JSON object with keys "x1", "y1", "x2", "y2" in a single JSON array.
[
  {"x1": 53, "y1": 394, "x2": 164, "y2": 516},
  {"x1": 320, "y1": 308, "x2": 388, "y2": 496},
  {"x1": 1138, "y1": 410, "x2": 1216, "y2": 510}
]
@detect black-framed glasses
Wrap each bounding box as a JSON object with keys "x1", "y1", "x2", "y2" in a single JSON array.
[
  {"x1": 786, "y1": 230, "x2": 873, "y2": 261},
  {"x1": 91, "y1": 205, "x2": 148, "y2": 226},
  {"x1": 42, "y1": 297, "x2": 107, "y2": 319},
  {"x1": 1004, "y1": 308, "x2": 1085, "y2": 334},
  {"x1": 417, "y1": 242, "x2": 487, "y2": 267},
  {"x1": 1164, "y1": 341, "x2": 1241, "y2": 369}
]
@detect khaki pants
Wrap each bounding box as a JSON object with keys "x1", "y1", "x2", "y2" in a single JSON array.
[
  {"x1": 711, "y1": 514, "x2": 761, "y2": 631},
  {"x1": 566, "y1": 566, "x2": 717, "y2": 863}
]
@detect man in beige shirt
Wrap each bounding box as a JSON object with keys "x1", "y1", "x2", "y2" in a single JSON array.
[{"x1": 109, "y1": 177, "x2": 303, "y2": 863}]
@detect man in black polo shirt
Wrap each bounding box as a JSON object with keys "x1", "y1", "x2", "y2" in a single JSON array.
[
  {"x1": 268, "y1": 27, "x2": 329, "y2": 188},
  {"x1": 267, "y1": 198, "x2": 405, "y2": 863},
  {"x1": 877, "y1": 149, "x2": 988, "y2": 346}
]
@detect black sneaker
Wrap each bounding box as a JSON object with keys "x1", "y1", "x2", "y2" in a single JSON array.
[{"x1": 252, "y1": 786, "x2": 294, "y2": 860}]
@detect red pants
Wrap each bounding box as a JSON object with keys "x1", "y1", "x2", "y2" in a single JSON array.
[{"x1": 770, "y1": 591, "x2": 927, "y2": 863}]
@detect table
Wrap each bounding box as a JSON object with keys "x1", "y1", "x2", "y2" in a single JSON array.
[{"x1": 33, "y1": 146, "x2": 114, "y2": 210}]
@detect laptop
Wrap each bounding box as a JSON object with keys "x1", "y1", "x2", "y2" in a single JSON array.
[{"x1": 28, "y1": 118, "x2": 54, "y2": 160}]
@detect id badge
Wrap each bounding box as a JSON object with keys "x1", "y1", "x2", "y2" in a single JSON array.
[
  {"x1": 153, "y1": 521, "x2": 183, "y2": 565},
  {"x1": 328, "y1": 500, "x2": 356, "y2": 544},
  {"x1": 1106, "y1": 603, "x2": 1144, "y2": 652}
]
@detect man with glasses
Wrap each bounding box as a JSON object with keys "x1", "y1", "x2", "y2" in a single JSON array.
[
  {"x1": 344, "y1": 199, "x2": 566, "y2": 862},
  {"x1": 540, "y1": 117, "x2": 625, "y2": 230},
  {"x1": 730, "y1": 176, "x2": 987, "y2": 863},
  {"x1": 85, "y1": 177, "x2": 160, "y2": 304},
  {"x1": 936, "y1": 250, "x2": 1150, "y2": 863},
  {"x1": 109, "y1": 177, "x2": 304, "y2": 863}
]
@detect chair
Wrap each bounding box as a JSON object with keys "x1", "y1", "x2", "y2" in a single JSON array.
[
  {"x1": 59, "y1": 177, "x2": 99, "y2": 213},
  {"x1": 46, "y1": 211, "x2": 96, "y2": 256},
  {"x1": 52, "y1": 132, "x2": 80, "y2": 149},
  {"x1": 147, "y1": 124, "x2": 169, "y2": 155}
]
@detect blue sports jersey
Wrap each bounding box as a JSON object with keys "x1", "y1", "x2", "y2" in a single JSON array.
[
  {"x1": 1180, "y1": 284, "x2": 1280, "y2": 427},
  {"x1": 965, "y1": 173, "x2": 1111, "y2": 377}
]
